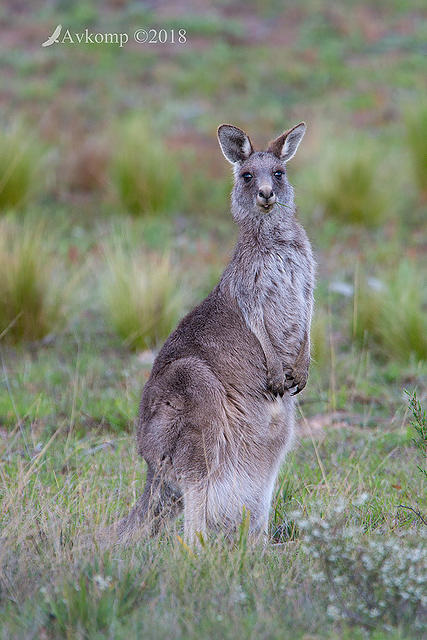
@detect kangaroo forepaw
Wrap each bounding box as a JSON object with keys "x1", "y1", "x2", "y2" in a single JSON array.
[
  {"x1": 266, "y1": 367, "x2": 285, "y2": 397},
  {"x1": 284, "y1": 367, "x2": 309, "y2": 396}
]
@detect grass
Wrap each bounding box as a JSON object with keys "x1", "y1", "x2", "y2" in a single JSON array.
[
  {"x1": 182, "y1": 169, "x2": 232, "y2": 217},
  {"x1": 407, "y1": 390, "x2": 427, "y2": 480},
  {"x1": 103, "y1": 242, "x2": 186, "y2": 351},
  {"x1": 62, "y1": 134, "x2": 110, "y2": 194},
  {"x1": 352, "y1": 261, "x2": 427, "y2": 363},
  {"x1": 0, "y1": 396, "x2": 425, "y2": 638},
  {"x1": 406, "y1": 105, "x2": 427, "y2": 200},
  {"x1": 316, "y1": 140, "x2": 387, "y2": 227},
  {"x1": 0, "y1": 217, "x2": 70, "y2": 343},
  {"x1": 0, "y1": 124, "x2": 42, "y2": 212},
  {"x1": 111, "y1": 118, "x2": 183, "y2": 217},
  {"x1": 41, "y1": 558, "x2": 147, "y2": 639},
  {"x1": 310, "y1": 307, "x2": 332, "y2": 374}
]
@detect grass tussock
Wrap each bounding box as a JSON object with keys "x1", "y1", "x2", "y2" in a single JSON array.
[
  {"x1": 406, "y1": 105, "x2": 427, "y2": 200},
  {"x1": 0, "y1": 125, "x2": 42, "y2": 212},
  {"x1": 0, "y1": 218, "x2": 69, "y2": 343},
  {"x1": 317, "y1": 141, "x2": 387, "y2": 227},
  {"x1": 353, "y1": 261, "x2": 427, "y2": 363},
  {"x1": 103, "y1": 245, "x2": 185, "y2": 351},
  {"x1": 112, "y1": 118, "x2": 182, "y2": 216}
]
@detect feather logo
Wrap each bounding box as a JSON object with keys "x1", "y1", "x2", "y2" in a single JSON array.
[{"x1": 42, "y1": 25, "x2": 62, "y2": 47}]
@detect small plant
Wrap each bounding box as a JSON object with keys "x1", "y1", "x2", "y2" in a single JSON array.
[
  {"x1": 0, "y1": 125, "x2": 42, "y2": 212},
  {"x1": 406, "y1": 106, "x2": 427, "y2": 200},
  {"x1": 317, "y1": 141, "x2": 387, "y2": 227},
  {"x1": 294, "y1": 500, "x2": 427, "y2": 631},
  {"x1": 103, "y1": 245, "x2": 185, "y2": 350},
  {"x1": 111, "y1": 118, "x2": 182, "y2": 216},
  {"x1": 0, "y1": 218, "x2": 68, "y2": 342},
  {"x1": 353, "y1": 261, "x2": 427, "y2": 363},
  {"x1": 271, "y1": 477, "x2": 299, "y2": 542},
  {"x1": 406, "y1": 390, "x2": 427, "y2": 480}
]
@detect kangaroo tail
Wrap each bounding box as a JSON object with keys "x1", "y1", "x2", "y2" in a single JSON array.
[{"x1": 101, "y1": 463, "x2": 183, "y2": 545}]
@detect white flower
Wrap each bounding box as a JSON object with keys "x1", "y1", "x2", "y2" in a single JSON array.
[
  {"x1": 93, "y1": 574, "x2": 112, "y2": 591},
  {"x1": 352, "y1": 493, "x2": 369, "y2": 506}
]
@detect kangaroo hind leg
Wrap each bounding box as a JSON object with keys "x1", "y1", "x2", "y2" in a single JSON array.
[{"x1": 183, "y1": 482, "x2": 208, "y2": 546}]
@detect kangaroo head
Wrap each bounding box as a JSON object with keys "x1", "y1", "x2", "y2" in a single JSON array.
[{"x1": 217, "y1": 122, "x2": 306, "y2": 226}]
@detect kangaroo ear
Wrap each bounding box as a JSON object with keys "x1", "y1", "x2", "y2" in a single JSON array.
[
  {"x1": 268, "y1": 122, "x2": 306, "y2": 162},
  {"x1": 217, "y1": 124, "x2": 253, "y2": 164}
]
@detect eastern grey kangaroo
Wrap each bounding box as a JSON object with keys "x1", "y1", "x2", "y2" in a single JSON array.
[{"x1": 114, "y1": 122, "x2": 315, "y2": 544}]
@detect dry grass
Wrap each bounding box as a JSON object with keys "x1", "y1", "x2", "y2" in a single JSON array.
[
  {"x1": 63, "y1": 134, "x2": 110, "y2": 194},
  {"x1": 0, "y1": 218, "x2": 70, "y2": 343},
  {"x1": 0, "y1": 415, "x2": 425, "y2": 639},
  {"x1": 103, "y1": 243, "x2": 186, "y2": 351}
]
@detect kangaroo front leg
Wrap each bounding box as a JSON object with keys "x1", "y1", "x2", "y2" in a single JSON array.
[
  {"x1": 252, "y1": 321, "x2": 285, "y2": 396},
  {"x1": 285, "y1": 329, "x2": 311, "y2": 395},
  {"x1": 183, "y1": 483, "x2": 208, "y2": 546}
]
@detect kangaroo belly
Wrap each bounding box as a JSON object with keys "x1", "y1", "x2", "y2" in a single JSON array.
[{"x1": 204, "y1": 393, "x2": 295, "y2": 530}]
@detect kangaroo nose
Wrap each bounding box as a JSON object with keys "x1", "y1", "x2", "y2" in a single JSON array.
[{"x1": 258, "y1": 187, "x2": 274, "y2": 200}]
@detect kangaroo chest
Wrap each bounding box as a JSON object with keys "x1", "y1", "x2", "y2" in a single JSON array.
[
  {"x1": 230, "y1": 248, "x2": 307, "y2": 360},
  {"x1": 240, "y1": 250, "x2": 304, "y2": 319}
]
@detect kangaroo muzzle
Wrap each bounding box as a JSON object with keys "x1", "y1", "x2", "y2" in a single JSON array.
[{"x1": 257, "y1": 184, "x2": 276, "y2": 211}]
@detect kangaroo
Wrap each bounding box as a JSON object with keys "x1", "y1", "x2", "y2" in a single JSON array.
[{"x1": 113, "y1": 122, "x2": 315, "y2": 545}]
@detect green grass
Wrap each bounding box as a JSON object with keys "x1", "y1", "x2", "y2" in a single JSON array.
[
  {"x1": 0, "y1": 396, "x2": 425, "y2": 639},
  {"x1": 103, "y1": 242, "x2": 186, "y2": 351},
  {"x1": 0, "y1": 217, "x2": 71, "y2": 343},
  {"x1": 111, "y1": 117, "x2": 183, "y2": 217},
  {"x1": 407, "y1": 389, "x2": 427, "y2": 480},
  {"x1": 0, "y1": 124, "x2": 42, "y2": 212},
  {"x1": 316, "y1": 140, "x2": 388, "y2": 227},
  {"x1": 406, "y1": 105, "x2": 427, "y2": 200},
  {"x1": 41, "y1": 558, "x2": 147, "y2": 639},
  {"x1": 310, "y1": 307, "x2": 332, "y2": 374},
  {"x1": 352, "y1": 261, "x2": 427, "y2": 363}
]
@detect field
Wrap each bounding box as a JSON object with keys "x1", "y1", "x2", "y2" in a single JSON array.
[{"x1": 0, "y1": 1, "x2": 426, "y2": 638}]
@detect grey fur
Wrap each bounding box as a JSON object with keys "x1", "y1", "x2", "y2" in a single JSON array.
[{"x1": 112, "y1": 123, "x2": 315, "y2": 545}]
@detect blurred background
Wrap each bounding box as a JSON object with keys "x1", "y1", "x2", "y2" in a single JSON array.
[{"x1": 0, "y1": 0, "x2": 426, "y2": 433}]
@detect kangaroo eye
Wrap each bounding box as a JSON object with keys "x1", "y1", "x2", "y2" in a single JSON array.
[
  {"x1": 274, "y1": 170, "x2": 283, "y2": 178},
  {"x1": 242, "y1": 173, "x2": 253, "y2": 183}
]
